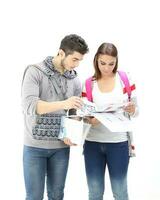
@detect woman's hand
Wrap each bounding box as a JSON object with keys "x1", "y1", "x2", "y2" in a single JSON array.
[
  {"x1": 123, "y1": 102, "x2": 136, "y2": 115},
  {"x1": 84, "y1": 117, "x2": 100, "y2": 126},
  {"x1": 63, "y1": 137, "x2": 77, "y2": 146}
]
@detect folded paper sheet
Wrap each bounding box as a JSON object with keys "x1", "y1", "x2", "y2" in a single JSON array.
[{"x1": 59, "y1": 116, "x2": 91, "y2": 145}]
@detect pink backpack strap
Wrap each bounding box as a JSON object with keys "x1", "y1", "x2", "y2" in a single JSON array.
[
  {"x1": 118, "y1": 70, "x2": 131, "y2": 101},
  {"x1": 85, "y1": 77, "x2": 93, "y2": 102}
]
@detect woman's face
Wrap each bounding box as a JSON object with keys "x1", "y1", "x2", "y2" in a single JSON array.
[{"x1": 97, "y1": 54, "x2": 117, "y2": 76}]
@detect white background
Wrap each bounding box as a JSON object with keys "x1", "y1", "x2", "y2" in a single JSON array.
[{"x1": 0, "y1": 0, "x2": 160, "y2": 199}]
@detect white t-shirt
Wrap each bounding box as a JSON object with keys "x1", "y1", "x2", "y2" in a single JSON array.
[{"x1": 86, "y1": 73, "x2": 128, "y2": 143}]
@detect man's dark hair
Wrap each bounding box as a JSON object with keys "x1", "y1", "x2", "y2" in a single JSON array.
[{"x1": 60, "y1": 34, "x2": 89, "y2": 56}]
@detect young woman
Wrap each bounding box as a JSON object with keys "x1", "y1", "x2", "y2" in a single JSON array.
[{"x1": 82, "y1": 43, "x2": 138, "y2": 200}]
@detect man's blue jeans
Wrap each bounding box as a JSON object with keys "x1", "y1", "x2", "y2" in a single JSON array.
[
  {"x1": 23, "y1": 145, "x2": 70, "y2": 200},
  {"x1": 83, "y1": 141, "x2": 129, "y2": 200}
]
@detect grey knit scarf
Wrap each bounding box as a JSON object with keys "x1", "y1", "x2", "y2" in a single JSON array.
[{"x1": 44, "y1": 56, "x2": 77, "y2": 79}]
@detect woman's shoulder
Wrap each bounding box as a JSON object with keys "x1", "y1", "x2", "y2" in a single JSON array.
[{"x1": 117, "y1": 70, "x2": 135, "y2": 85}]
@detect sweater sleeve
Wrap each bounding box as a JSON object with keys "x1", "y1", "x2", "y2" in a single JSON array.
[{"x1": 21, "y1": 66, "x2": 41, "y2": 115}]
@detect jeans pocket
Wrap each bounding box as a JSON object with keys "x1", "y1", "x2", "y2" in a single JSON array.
[{"x1": 119, "y1": 141, "x2": 128, "y2": 148}]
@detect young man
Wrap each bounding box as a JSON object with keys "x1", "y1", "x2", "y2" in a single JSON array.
[{"x1": 21, "y1": 34, "x2": 89, "y2": 200}]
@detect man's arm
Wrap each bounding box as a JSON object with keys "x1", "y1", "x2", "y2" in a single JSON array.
[
  {"x1": 21, "y1": 66, "x2": 82, "y2": 115},
  {"x1": 36, "y1": 100, "x2": 65, "y2": 115},
  {"x1": 36, "y1": 97, "x2": 83, "y2": 115}
]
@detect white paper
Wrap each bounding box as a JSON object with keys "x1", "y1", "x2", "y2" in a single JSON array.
[
  {"x1": 59, "y1": 99, "x2": 132, "y2": 144},
  {"x1": 59, "y1": 116, "x2": 91, "y2": 145},
  {"x1": 78, "y1": 99, "x2": 126, "y2": 116},
  {"x1": 77, "y1": 99, "x2": 96, "y2": 116},
  {"x1": 93, "y1": 112, "x2": 132, "y2": 132}
]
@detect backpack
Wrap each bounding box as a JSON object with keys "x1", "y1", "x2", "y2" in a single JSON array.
[{"x1": 83, "y1": 71, "x2": 135, "y2": 102}]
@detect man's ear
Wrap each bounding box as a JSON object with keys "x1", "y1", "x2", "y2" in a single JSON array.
[{"x1": 58, "y1": 49, "x2": 65, "y2": 58}]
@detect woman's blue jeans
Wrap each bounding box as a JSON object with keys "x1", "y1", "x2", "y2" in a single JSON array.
[
  {"x1": 83, "y1": 141, "x2": 129, "y2": 200},
  {"x1": 23, "y1": 145, "x2": 70, "y2": 200}
]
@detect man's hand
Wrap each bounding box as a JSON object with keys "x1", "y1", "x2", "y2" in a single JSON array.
[
  {"x1": 63, "y1": 138, "x2": 77, "y2": 146},
  {"x1": 62, "y1": 96, "x2": 83, "y2": 110}
]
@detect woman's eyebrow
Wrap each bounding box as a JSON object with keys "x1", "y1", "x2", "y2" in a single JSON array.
[
  {"x1": 100, "y1": 60, "x2": 106, "y2": 63},
  {"x1": 100, "y1": 60, "x2": 114, "y2": 64}
]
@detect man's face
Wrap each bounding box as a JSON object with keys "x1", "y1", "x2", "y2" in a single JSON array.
[{"x1": 61, "y1": 51, "x2": 84, "y2": 71}]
